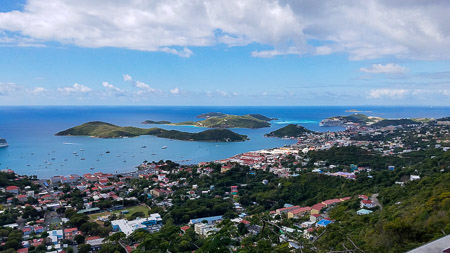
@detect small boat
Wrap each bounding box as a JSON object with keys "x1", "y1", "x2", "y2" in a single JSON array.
[
  {"x1": 123, "y1": 160, "x2": 126, "y2": 162},
  {"x1": 73, "y1": 151, "x2": 77, "y2": 154},
  {"x1": 162, "y1": 146, "x2": 168, "y2": 149},
  {"x1": 80, "y1": 149, "x2": 85, "y2": 151},
  {"x1": 51, "y1": 158, "x2": 56, "y2": 160},
  {"x1": 96, "y1": 159, "x2": 100, "y2": 161},
  {"x1": 106, "y1": 150, "x2": 110, "y2": 153},
  {"x1": 90, "y1": 167, "x2": 95, "y2": 170},
  {"x1": 64, "y1": 159, "x2": 68, "y2": 161},
  {"x1": 141, "y1": 145, "x2": 147, "y2": 148},
  {"x1": 81, "y1": 158, "x2": 85, "y2": 160}
]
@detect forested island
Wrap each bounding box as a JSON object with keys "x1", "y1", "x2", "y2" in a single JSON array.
[
  {"x1": 320, "y1": 113, "x2": 434, "y2": 127},
  {"x1": 143, "y1": 113, "x2": 276, "y2": 129},
  {"x1": 56, "y1": 121, "x2": 248, "y2": 142},
  {"x1": 265, "y1": 124, "x2": 312, "y2": 138}
]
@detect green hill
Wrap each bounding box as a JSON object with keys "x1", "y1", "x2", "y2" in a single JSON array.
[
  {"x1": 56, "y1": 121, "x2": 248, "y2": 142},
  {"x1": 265, "y1": 124, "x2": 312, "y2": 138},
  {"x1": 372, "y1": 118, "x2": 420, "y2": 127},
  {"x1": 141, "y1": 120, "x2": 172, "y2": 124}
]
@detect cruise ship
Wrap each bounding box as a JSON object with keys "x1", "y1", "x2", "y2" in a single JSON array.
[{"x1": 0, "y1": 138, "x2": 8, "y2": 148}]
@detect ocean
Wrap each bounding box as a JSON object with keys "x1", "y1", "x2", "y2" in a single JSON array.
[{"x1": 0, "y1": 106, "x2": 448, "y2": 178}]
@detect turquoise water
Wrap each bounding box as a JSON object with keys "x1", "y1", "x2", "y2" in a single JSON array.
[{"x1": 0, "y1": 106, "x2": 448, "y2": 178}]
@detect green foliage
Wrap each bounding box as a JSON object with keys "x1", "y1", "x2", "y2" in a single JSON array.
[
  {"x1": 56, "y1": 121, "x2": 247, "y2": 141},
  {"x1": 266, "y1": 124, "x2": 312, "y2": 138}
]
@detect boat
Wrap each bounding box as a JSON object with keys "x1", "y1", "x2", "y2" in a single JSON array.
[
  {"x1": 0, "y1": 138, "x2": 8, "y2": 148},
  {"x1": 81, "y1": 158, "x2": 85, "y2": 160},
  {"x1": 162, "y1": 146, "x2": 168, "y2": 149},
  {"x1": 106, "y1": 150, "x2": 110, "y2": 153},
  {"x1": 73, "y1": 151, "x2": 77, "y2": 154},
  {"x1": 141, "y1": 145, "x2": 147, "y2": 148},
  {"x1": 90, "y1": 167, "x2": 95, "y2": 170},
  {"x1": 80, "y1": 149, "x2": 84, "y2": 151}
]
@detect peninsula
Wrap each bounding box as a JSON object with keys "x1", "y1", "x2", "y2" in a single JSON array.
[
  {"x1": 56, "y1": 121, "x2": 248, "y2": 142},
  {"x1": 143, "y1": 113, "x2": 276, "y2": 129},
  {"x1": 320, "y1": 113, "x2": 433, "y2": 127}
]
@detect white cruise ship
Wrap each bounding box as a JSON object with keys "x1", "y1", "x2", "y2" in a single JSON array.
[{"x1": 0, "y1": 138, "x2": 8, "y2": 148}]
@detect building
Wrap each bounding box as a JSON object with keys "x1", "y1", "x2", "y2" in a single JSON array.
[
  {"x1": 276, "y1": 205, "x2": 301, "y2": 215},
  {"x1": 63, "y1": 228, "x2": 79, "y2": 240},
  {"x1": 287, "y1": 207, "x2": 311, "y2": 218},
  {"x1": 111, "y1": 213, "x2": 162, "y2": 236},
  {"x1": 360, "y1": 200, "x2": 375, "y2": 209},
  {"x1": 357, "y1": 209, "x2": 373, "y2": 215},
  {"x1": 310, "y1": 203, "x2": 326, "y2": 215},
  {"x1": 194, "y1": 223, "x2": 218, "y2": 238},
  {"x1": 189, "y1": 215, "x2": 223, "y2": 225},
  {"x1": 317, "y1": 218, "x2": 333, "y2": 227},
  {"x1": 6, "y1": 186, "x2": 19, "y2": 194}
]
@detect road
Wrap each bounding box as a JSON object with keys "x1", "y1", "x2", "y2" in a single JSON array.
[{"x1": 371, "y1": 193, "x2": 383, "y2": 210}]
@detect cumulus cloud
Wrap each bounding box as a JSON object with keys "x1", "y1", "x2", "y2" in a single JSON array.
[
  {"x1": 27, "y1": 87, "x2": 47, "y2": 95},
  {"x1": 170, "y1": 88, "x2": 180, "y2": 94},
  {"x1": 0, "y1": 83, "x2": 20, "y2": 95},
  {"x1": 102, "y1": 81, "x2": 125, "y2": 95},
  {"x1": 57, "y1": 83, "x2": 92, "y2": 94},
  {"x1": 3, "y1": 1, "x2": 449, "y2": 59},
  {"x1": 134, "y1": 81, "x2": 161, "y2": 94},
  {"x1": 360, "y1": 63, "x2": 407, "y2": 74},
  {"x1": 368, "y1": 89, "x2": 409, "y2": 98},
  {"x1": 123, "y1": 74, "x2": 132, "y2": 82}
]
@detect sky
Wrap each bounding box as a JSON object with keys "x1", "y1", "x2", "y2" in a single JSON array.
[{"x1": 0, "y1": 0, "x2": 449, "y2": 106}]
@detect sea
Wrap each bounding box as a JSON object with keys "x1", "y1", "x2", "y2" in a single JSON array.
[{"x1": 0, "y1": 106, "x2": 449, "y2": 178}]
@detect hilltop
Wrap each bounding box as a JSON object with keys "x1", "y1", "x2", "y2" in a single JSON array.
[
  {"x1": 56, "y1": 121, "x2": 248, "y2": 142},
  {"x1": 265, "y1": 124, "x2": 312, "y2": 138},
  {"x1": 143, "y1": 113, "x2": 275, "y2": 129}
]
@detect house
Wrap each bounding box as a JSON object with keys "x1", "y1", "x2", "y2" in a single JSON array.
[
  {"x1": 180, "y1": 226, "x2": 190, "y2": 234},
  {"x1": 22, "y1": 227, "x2": 32, "y2": 236},
  {"x1": 6, "y1": 186, "x2": 19, "y2": 194},
  {"x1": 358, "y1": 195, "x2": 369, "y2": 200},
  {"x1": 360, "y1": 200, "x2": 375, "y2": 209},
  {"x1": 310, "y1": 203, "x2": 326, "y2": 215},
  {"x1": 287, "y1": 207, "x2": 311, "y2": 218},
  {"x1": 310, "y1": 214, "x2": 321, "y2": 223},
  {"x1": 321, "y1": 199, "x2": 341, "y2": 207},
  {"x1": 86, "y1": 236, "x2": 104, "y2": 251},
  {"x1": 357, "y1": 209, "x2": 373, "y2": 215},
  {"x1": 17, "y1": 194, "x2": 28, "y2": 202},
  {"x1": 48, "y1": 230, "x2": 63, "y2": 244},
  {"x1": 317, "y1": 218, "x2": 333, "y2": 227},
  {"x1": 150, "y1": 188, "x2": 171, "y2": 198},
  {"x1": 64, "y1": 228, "x2": 79, "y2": 240},
  {"x1": 276, "y1": 205, "x2": 301, "y2": 215}
]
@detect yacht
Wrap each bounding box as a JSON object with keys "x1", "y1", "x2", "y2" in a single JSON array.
[
  {"x1": 162, "y1": 146, "x2": 168, "y2": 149},
  {"x1": 0, "y1": 138, "x2": 8, "y2": 148}
]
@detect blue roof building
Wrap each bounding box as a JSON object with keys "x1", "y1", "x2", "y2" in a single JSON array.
[
  {"x1": 357, "y1": 209, "x2": 373, "y2": 215},
  {"x1": 189, "y1": 215, "x2": 223, "y2": 225},
  {"x1": 317, "y1": 219, "x2": 333, "y2": 227}
]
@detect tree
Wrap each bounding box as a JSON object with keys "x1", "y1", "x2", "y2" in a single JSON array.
[
  {"x1": 78, "y1": 244, "x2": 91, "y2": 253},
  {"x1": 74, "y1": 234, "x2": 85, "y2": 244},
  {"x1": 40, "y1": 231, "x2": 49, "y2": 238}
]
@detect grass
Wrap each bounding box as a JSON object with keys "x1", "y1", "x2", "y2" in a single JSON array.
[{"x1": 89, "y1": 205, "x2": 151, "y2": 221}]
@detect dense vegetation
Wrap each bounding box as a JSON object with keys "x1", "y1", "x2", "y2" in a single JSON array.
[
  {"x1": 265, "y1": 124, "x2": 312, "y2": 138},
  {"x1": 371, "y1": 118, "x2": 419, "y2": 127},
  {"x1": 56, "y1": 121, "x2": 248, "y2": 142},
  {"x1": 141, "y1": 120, "x2": 171, "y2": 124}
]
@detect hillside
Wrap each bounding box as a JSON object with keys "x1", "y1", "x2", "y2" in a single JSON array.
[
  {"x1": 141, "y1": 120, "x2": 172, "y2": 125},
  {"x1": 56, "y1": 121, "x2": 248, "y2": 142},
  {"x1": 320, "y1": 113, "x2": 383, "y2": 127},
  {"x1": 143, "y1": 113, "x2": 274, "y2": 129},
  {"x1": 265, "y1": 124, "x2": 312, "y2": 138},
  {"x1": 372, "y1": 118, "x2": 420, "y2": 127}
]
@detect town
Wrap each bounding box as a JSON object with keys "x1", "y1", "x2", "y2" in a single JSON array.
[{"x1": 0, "y1": 118, "x2": 449, "y2": 252}]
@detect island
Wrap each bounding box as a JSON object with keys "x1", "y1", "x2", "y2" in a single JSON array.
[
  {"x1": 320, "y1": 113, "x2": 383, "y2": 127},
  {"x1": 143, "y1": 113, "x2": 276, "y2": 129},
  {"x1": 265, "y1": 124, "x2": 312, "y2": 138},
  {"x1": 56, "y1": 121, "x2": 248, "y2": 142},
  {"x1": 141, "y1": 120, "x2": 172, "y2": 125}
]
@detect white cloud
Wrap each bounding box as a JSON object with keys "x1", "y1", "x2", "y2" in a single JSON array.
[
  {"x1": 360, "y1": 63, "x2": 407, "y2": 74},
  {"x1": 170, "y1": 88, "x2": 180, "y2": 94},
  {"x1": 134, "y1": 81, "x2": 160, "y2": 94},
  {"x1": 123, "y1": 74, "x2": 132, "y2": 82},
  {"x1": 368, "y1": 89, "x2": 409, "y2": 98},
  {"x1": 0, "y1": 83, "x2": 20, "y2": 95},
  {"x1": 1, "y1": 1, "x2": 450, "y2": 59},
  {"x1": 102, "y1": 81, "x2": 125, "y2": 95},
  {"x1": 57, "y1": 83, "x2": 92, "y2": 94},
  {"x1": 27, "y1": 87, "x2": 47, "y2": 95}
]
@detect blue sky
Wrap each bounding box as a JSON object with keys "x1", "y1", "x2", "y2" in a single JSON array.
[{"x1": 0, "y1": 0, "x2": 449, "y2": 106}]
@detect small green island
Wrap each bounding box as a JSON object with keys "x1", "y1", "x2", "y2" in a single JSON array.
[
  {"x1": 265, "y1": 124, "x2": 312, "y2": 138},
  {"x1": 56, "y1": 121, "x2": 248, "y2": 142},
  {"x1": 143, "y1": 113, "x2": 277, "y2": 129},
  {"x1": 320, "y1": 113, "x2": 430, "y2": 127}
]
